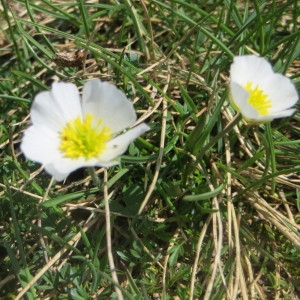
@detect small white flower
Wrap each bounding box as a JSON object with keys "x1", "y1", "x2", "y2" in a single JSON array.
[
  {"x1": 21, "y1": 79, "x2": 150, "y2": 181},
  {"x1": 229, "y1": 55, "x2": 298, "y2": 122}
]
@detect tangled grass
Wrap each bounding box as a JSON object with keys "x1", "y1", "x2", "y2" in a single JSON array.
[{"x1": 0, "y1": 1, "x2": 299, "y2": 299}]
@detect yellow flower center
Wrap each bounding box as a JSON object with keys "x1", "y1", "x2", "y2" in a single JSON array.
[
  {"x1": 59, "y1": 114, "x2": 112, "y2": 159},
  {"x1": 244, "y1": 82, "x2": 272, "y2": 116}
]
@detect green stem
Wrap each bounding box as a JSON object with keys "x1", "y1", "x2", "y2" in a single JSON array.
[
  {"x1": 87, "y1": 167, "x2": 101, "y2": 187},
  {"x1": 265, "y1": 122, "x2": 276, "y2": 194}
]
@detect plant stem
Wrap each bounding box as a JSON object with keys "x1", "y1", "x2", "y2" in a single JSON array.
[{"x1": 103, "y1": 168, "x2": 124, "y2": 300}]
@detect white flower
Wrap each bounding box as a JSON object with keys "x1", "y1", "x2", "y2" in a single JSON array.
[
  {"x1": 229, "y1": 55, "x2": 298, "y2": 122},
  {"x1": 21, "y1": 79, "x2": 150, "y2": 181}
]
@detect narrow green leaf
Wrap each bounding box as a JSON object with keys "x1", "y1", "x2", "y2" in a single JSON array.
[{"x1": 183, "y1": 184, "x2": 224, "y2": 201}]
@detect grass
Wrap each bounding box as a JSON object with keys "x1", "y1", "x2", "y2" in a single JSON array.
[{"x1": 0, "y1": 0, "x2": 300, "y2": 299}]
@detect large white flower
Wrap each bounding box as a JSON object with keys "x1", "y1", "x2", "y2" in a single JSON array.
[
  {"x1": 230, "y1": 55, "x2": 298, "y2": 121},
  {"x1": 21, "y1": 79, "x2": 150, "y2": 181}
]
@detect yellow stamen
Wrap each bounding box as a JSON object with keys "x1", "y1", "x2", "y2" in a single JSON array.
[
  {"x1": 244, "y1": 82, "x2": 272, "y2": 115},
  {"x1": 59, "y1": 114, "x2": 112, "y2": 159}
]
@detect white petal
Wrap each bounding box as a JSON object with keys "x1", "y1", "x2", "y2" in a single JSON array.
[
  {"x1": 229, "y1": 84, "x2": 295, "y2": 121},
  {"x1": 31, "y1": 82, "x2": 82, "y2": 131},
  {"x1": 44, "y1": 157, "x2": 99, "y2": 181},
  {"x1": 21, "y1": 125, "x2": 61, "y2": 164},
  {"x1": 97, "y1": 123, "x2": 150, "y2": 162},
  {"x1": 21, "y1": 126, "x2": 79, "y2": 181},
  {"x1": 268, "y1": 108, "x2": 296, "y2": 119},
  {"x1": 230, "y1": 55, "x2": 274, "y2": 87},
  {"x1": 43, "y1": 164, "x2": 70, "y2": 182},
  {"x1": 259, "y1": 73, "x2": 298, "y2": 112},
  {"x1": 21, "y1": 125, "x2": 101, "y2": 181},
  {"x1": 82, "y1": 79, "x2": 137, "y2": 133},
  {"x1": 95, "y1": 160, "x2": 120, "y2": 168},
  {"x1": 229, "y1": 82, "x2": 261, "y2": 120}
]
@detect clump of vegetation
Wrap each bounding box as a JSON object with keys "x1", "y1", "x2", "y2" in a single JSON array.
[{"x1": 0, "y1": 1, "x2": 299, "y2": 299}]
